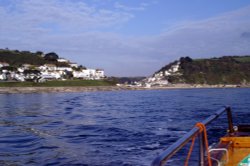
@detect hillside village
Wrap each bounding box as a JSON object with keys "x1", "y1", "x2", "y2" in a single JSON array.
[
  {"x1": 141, "y1": 61, "x2": 181, "y2": 87},
  {"x1": 140, "y1": 56, "x2": 250, "y2": 87},
  {"x1": 0, "y1": 49, "x2": 105, "y2": 82}
]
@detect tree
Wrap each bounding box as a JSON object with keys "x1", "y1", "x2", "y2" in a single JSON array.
[
  {"x1": 23, "y1": 70, "x2": 41, "y2": 82},
  {"x1": 1, "y1": 66, "x2": 17, "y2": 71},
  {"x1": 79, "y1": 65, "x2": 87, "y2": 70},
  {"x1": 180, "y1": 56, "x2": 193, "y2": 63},
  {"x1": 73, "y1": 65, "x2": 86, "y2": 71},
  {"x1": 23, "y1": 69, "x2": 41, "y2": 75},
  {"x1": 36, "y1": 51, "x2": 44, "y2": 56},
  {"x1": 44, "y1": 52, "x2": 59, "y2": 61},
  {"x1": 63, "y1": 71, "x2": 73, "y2": 79}
]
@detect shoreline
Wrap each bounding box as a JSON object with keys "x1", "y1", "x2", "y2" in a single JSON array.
[
  {"x1": 0, "y1": 84, "x2": 249, "y2": 94},
  {"x1": 0, "y1": 86, "x2": 129, "y2": 94}
]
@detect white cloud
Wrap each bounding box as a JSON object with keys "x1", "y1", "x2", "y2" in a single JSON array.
[
  {"x1": 0, "y1": 0, "x2": 133, "y2": 35},
  {"x1": 124, "y1": 6, "x2": 249, "y2": 66},
  {"x1": 114, "y1": 2, "x2": 147, "y2": 11}
]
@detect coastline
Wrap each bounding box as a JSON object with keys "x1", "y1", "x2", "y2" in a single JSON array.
[
  {"x1": 0, "y1": 84, "x2": 249, "y2": 94},
  {"x1": 0, "y1": 86, "x2": 130, "y2": 94}
]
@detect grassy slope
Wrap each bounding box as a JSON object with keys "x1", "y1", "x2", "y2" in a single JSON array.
[{"x1": 183, "y1": 57, "x2": 250, "y2": 84}]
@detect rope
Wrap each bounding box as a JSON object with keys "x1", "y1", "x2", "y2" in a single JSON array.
[
  {"x1": 184, "y1": 133, "x2": 197, "y2": 166},
  {"x1": 184, "y1": 122, "x2": 212, "y2": 166}
]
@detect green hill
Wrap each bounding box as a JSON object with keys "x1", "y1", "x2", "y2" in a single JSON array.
[
  {"x1": 156, "y1": 56, "x2": 250, "y2": 85},
  {"x1": 0, "y1": 49, "x2": 69, "y2": 67},
  {"x1": 0, "y1": 49, "x2": 47, "y2": 66}
]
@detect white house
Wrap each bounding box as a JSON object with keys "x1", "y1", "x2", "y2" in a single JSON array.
[
  {"x1": 42, "y1": 64, "x2": 57, "y2": 71},
  {"x1": 0, "y1": 73, "x2": 6, "y2": 80},
  {"x1": 155, "y1": 71, "x2": 163, "y2": 77},
  {"x1": 0, "y1": 62, "x2": 9, "y2": 68},
  {"x1": 88, "y1": 69, "x2": 96, "y2": 77},
  {"x1": 22, "y1": 64, "x2": 33, "y2": 70},
  {"x1": 14, "y1": 73, "x2": 25, "y2": 82},
  {"x1": 165, "y1": 71, "x2": 171, "y2": 76},
  {"x1": 56, "y1": 67, "x2": 72, "y2": 72},
  {"x1": 72, "y1": 68, "x2": 105, "y2": 79},
  {"x1": 95, "y1": 69, "x2": 105, "y2": 79},
  {"x1": 57, "y1": 58, "x2": 69, "y2": 63},
  {"x1": 17, "y1": 68, "x2": 24, "y2": 73},
  {"x1": 41, "y1": 71, "x2": 61, "y2": 79},
  {"x1": 73, "y1": 70, "x2": 89, "y2": 78},
  {"x1": 69, "y1": 63, "x2": 78, "y2": 68},
  {"x1": 171, "y1": 62, "x2": 180, "y2": 72},
  {"x1": 164, "y1": 62, "x2": 180, "y2": 76}
]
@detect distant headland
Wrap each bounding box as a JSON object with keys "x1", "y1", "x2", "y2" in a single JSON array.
[{"x1": 137, "y1": 56, "x2": 250, "y2": 88}]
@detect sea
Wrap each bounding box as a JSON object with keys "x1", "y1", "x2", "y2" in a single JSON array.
[{"x1": 0, "y1": 88, "x2": 250, "y2": 166}]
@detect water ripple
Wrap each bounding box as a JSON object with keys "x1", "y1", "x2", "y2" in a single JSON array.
[{"x1": 0, "y1": 89, "x2": 250, "y2": 165}]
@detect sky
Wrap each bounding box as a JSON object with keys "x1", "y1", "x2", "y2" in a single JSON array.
[{"x1": 1, "y1": 0, "x2": 250, "y2": 76}]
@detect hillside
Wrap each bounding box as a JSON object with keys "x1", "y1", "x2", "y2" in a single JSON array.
[
  {"x1": 144, "y1": 56, "x2": 250, "y2": 85},
  {"x1": 0, "y1": 48, "x2": 107, "y2": 83},
  {"x1": 0, "y1": 49, "x2": 46, "y2": 66},
  {"x1": 0, "y1": 49, "x2": 69, "y2": 67}
]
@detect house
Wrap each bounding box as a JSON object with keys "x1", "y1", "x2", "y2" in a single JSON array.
[
  {"x1": 56, "y1": 67, "x2": 73, "y2": 72},
  {"x1": 0, "y1": 54, "x2": 105, "y2": 81},
  {"x1": 163, "y1": 62, "x2": 181, "y2": 76},
  {"x1": 57, "y1": 58, "x2": 69, "y2": 63},
  {"x1": 171, "y1": 62, "x2": 180, "y2": 72},
  {"x1": 22, "y1": 64, "x2": 33, "y2": 70},
  {"x1": 72, "y1": 68, "x2": 105, "y2": 79},
  {"x1": 95, "y1": 69, "x2": 105, "y2": 79},
  {"x1": 14, "y1": 73, "x2": 25, "y2": 82},
  {"x1": 23, "y1": 70, "x2": 41, "y2": 81},
  {"x1": 41, "y1": 71, "x2": 61, "y2": 79},
  {"x1": 0, "y1": 62, "x2": 9, "y2": 68},
  {"x1": 17, "y1": 68, "x2": 24, "y2": 73},
  {"x1": 88, "y1": 69, "x2": 96, "y2": 77},
  {"x1": 0, "y1": 72, "x2": 6, "y2": 80},
  {"x1": 73, "y1": 70, "x2": 89, "y2": 78},
  {"x1": 42, "y1": 64, "x2": 57, "y2": 71},
  {"x1": 69, "y1": 63, "x2": 78, "y2": 68},
  {"x1": 72, "y1": 69, "x2": 92, "y2": 79},
  {"x1": 38, "y1": 65, "x2": 47, "y2": 71},
  {"x1": 156, "y1": 71, "x2": 163, "y2": 77}
]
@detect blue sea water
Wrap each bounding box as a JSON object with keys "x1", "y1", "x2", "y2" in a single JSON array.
[{"x1": 0, "y1": 88, "x2": 250, "y2": 166}]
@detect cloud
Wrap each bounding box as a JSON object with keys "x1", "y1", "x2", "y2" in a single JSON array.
[
  {"x1": 241, "y1": 32, "x2": 250, "y2": 40},
  {"x1": 153, "y1": 6, "x2": 250, "y2": 57},
  {"x1": 0, "y1": 1, "x2": 250, "y2": 76},
  {"x1": 114, "y1": 2, "x2": 147, "y2": 11},
  {"x1": 0, "y1": 0, "x2": 133, "y2": 35}
]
